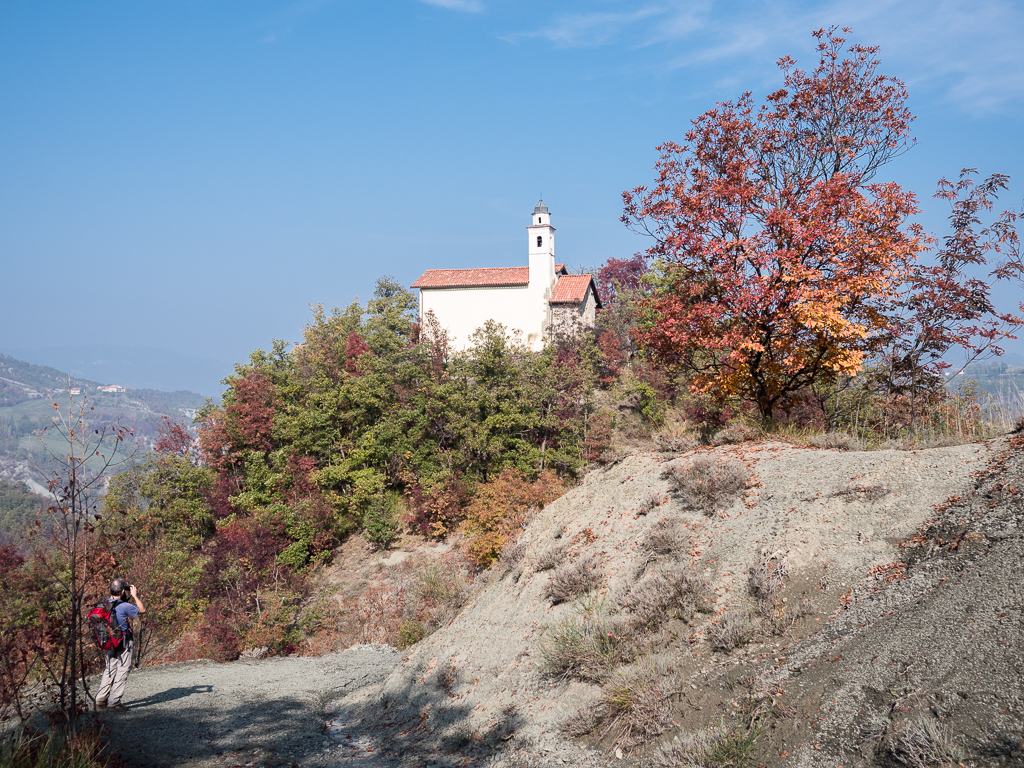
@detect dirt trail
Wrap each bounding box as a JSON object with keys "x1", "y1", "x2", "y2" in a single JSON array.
[{"x1": 94, "y1": 645, "x2": 401, "y2": 768}]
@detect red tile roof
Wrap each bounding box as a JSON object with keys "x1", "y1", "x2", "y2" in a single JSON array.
[
  {"x1": 412, "y1": 265, "x2": 567, "y2": 289},
  {"x1": 549, "y1": 274, "x2": 601, "y2": 307}
]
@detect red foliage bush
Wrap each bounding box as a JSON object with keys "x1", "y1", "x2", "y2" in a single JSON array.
[
  {"x1": 197, "y1": 518, "x2": 287, "y2": 604},
  {"x1": 198, "y1": 409, "x2": 234, "y2": 475},
  {"x1": 228, "y1": 370, "x2": 277, "y2": 453},
  {"x1": 595, "y1": 253, "x2": 649, "y2": 309},
  {"x1": 198, "y1": 602, "x2": 242, "y2": 662},
  {"x1": 405, "y1": 475, "x2": 470, "y2": 538},
  {"x1": 460, "y1": 469, "x2": 564, "y2": 568},
  {"x1": 597, "y1": 331, "x2": 628, "y2": 387},
  {"x1": 154, "y1": 417, "x2": 198, "y2": 461},
  {"x1": 345, "y1": 332, "x2": 372, "y2": 375},
  {"x1": 204, "y1": 473, "x2": 240, "y2": 520}
]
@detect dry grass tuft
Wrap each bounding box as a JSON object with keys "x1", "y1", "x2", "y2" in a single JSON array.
[
  {"x1": 546, "y1": 553, "x2": 601, "y2": 604},
  {"x1": 653, "y1": 409, "x2": 698, "y2": 453},
  {"x1": 652, "y1": 720, "x2": 764, "y2": 768},
  {"x1": 434, "y1": 661, "x2": 458, "y2": 693},
  {"x1": 798, "y1": 597, "x2": 816, "y2": 618},
  {"x1": 561, "y1": 705, "x2": 603, "y2": 737},
  {"x1": 663, "y1": 456, "x2": 750, "y2": 514},
  {"x1": 599, "y1": 448, "x2": 628, "y2": 465},
  {"x1": 597, "y1": 657, "x2": 675, "y2": 748},
  {"x1": 637, "y1": 491, "x2": 663, "y2": 516},
  {"x1": 621, "y1": 566, "x2": 713, "y2": 630},
  {"x1": 540, "y1": 598, "x2": 632, "y2": 682},
  {"x1": 886, "y1": 718, "x2": 965, "y2": 768},
  {"x1": 643, "y1": 517, "x2": 689, "y2": 557},
  {"x1": 417, "y1": 560, "x2": 472, "y2": 627},
  {"x1": 534, "y1": 541, "x2": 571, "y2": 572},
  {"x1": 708, "y1": 609, "x2": 756, "y2": 651},
  {"x1": 710, "y1": 423, "x2": 759, "y2": 446}
]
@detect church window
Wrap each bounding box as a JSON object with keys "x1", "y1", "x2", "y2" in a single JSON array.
[
  {"x1": 537, "y1": 217, "x2": 541, "y2": 223},
  {"x1": 537, "y1": 236, "x2": 543, "y2": 247}
]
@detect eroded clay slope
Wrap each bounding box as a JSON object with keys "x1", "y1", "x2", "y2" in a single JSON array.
[{"x1": 327, "y1": 439, "x2": 1002, "y2": 767}]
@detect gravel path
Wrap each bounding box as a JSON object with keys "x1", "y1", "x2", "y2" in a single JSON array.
[{"x1": 95, "y1": 644, "x2": 402, "y2": 768}]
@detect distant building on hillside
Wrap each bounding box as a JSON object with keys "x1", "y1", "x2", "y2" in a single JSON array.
[
  {"x1": 97, "y1": 385, "x2": 125, "y2": 393},
  {"x1": 411, "y1": 200, "x2": 601, "y2": 352}
]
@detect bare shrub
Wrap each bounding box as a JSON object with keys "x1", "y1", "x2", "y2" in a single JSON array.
[
  {"x1": 707, "y1": 609, "x2": 756, "y2": 651},
  {"x1": 540, "y1": 598, "x2": 632, "y2": 682},
  {"x1": 643, "y1": 517, "x2": 689, "y2": 557},
  {"x1": 534, "y1": 541, "x2": 571, "y2": 572},
  {"x1": 886, "y1": 718, "x2": 965, "y2": 767},
  {"x1": 622, "y1": 567, "x2": 713, "y2": 630},
  {"x1": 435, "y1": 662, "x2": 458, "y2": 694},
  {"x1": 637, "y1": 491, "x2": 662, "y2": 516},
  {"x1": 495, "y1": 535, "x2": 529, "y2": 581},
  {"x1": 598, "y1": 657, "x2": 674, "y2": 748},
  {"x1": 663, "y1": 456, "x2": 750, "y2": 513},
  {"x1": 710, "y1": 423, "x2": 759, "y2": 446},
  {"x1": 599, "y1": 448, "x2": 628, "y2": 465},
  {"x1": 561, "y1": 705, "x2": 603, "y2": 737},
  {"x1": 832, "y1": 481, "x2": 891, "y2": 502},
  {"x1": 807, "y1": 432, "x2": 864, "y2": 451},
  {"x1": 546, "y1": 553, "x2": 601, "y2": 604},
  {"x1": 655, "y1": 433, "x2": 699, "y2": 453},
  {"x1": 1014, "y1": 415, "x2": 1024, "y2": 434},
  {"x1": 748, "y1": 553, "x2": 790, "y2": 605}
]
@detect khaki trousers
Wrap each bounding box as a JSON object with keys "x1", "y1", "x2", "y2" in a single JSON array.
[{"x1": 96, "y1": 638, "x2": 133, "y2": 706}]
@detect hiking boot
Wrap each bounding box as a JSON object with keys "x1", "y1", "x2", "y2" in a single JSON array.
[
  {"x1": 107, "y1": 704, "x2": 128, "y2": 712},
  {"x1": 95, "y1": 700, "x2": 107, "y2": 710}
]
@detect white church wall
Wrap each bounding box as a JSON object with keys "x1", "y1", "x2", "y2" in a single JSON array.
[{"x1": 421, "y1": 285, "x2": 544, "y2": 351}]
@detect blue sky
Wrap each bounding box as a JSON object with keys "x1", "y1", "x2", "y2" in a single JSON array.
[{"x1": 1, "y1": 0, "x2": 1022, "y2": 395}]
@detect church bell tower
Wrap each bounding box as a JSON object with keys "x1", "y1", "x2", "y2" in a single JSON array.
[{"x1": 527, "y1": 199, "x2": 555, "y2": 291}]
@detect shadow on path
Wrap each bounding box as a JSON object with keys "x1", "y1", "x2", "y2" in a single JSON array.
[
  {"x1": 125, "y1": 685, "x2": 214, "y2": 709},
  {"x1": 98, "y1": 694, "x2": 323, "y2": 767}
]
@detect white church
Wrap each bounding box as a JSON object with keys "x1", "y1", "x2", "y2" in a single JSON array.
[{"x1": 412, "y1": 200, "x2": 601, "y2": 351}]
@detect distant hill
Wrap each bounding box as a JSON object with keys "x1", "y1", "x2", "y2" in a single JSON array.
[
  {"x1": 0, "y1": 352, "x2": 209, "y2": 506},
  {"x1": 3, "y1": 345, "x2": 230, "y2": 396},
  {"x1": 958, "y1": 361, "x2": 1024, "y2": 411},
  {"x1": 0, "y1": 353, "x2": 100, "y2": 405}
]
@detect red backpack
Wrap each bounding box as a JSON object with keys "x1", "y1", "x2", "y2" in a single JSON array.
[{"x1": 88, "y1": 600, "x2": 126, "y2": 651}]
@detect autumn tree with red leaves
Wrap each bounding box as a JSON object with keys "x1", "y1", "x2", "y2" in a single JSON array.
[
  {"x1": 624, "y1": 27, "x2": 924, "y2": 423},
  {"x1": 877, "y1": 170, "x2": 1023, "y2": 413}
]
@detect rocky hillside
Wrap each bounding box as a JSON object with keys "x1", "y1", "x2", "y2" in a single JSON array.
[{"x1": 321, "y1": 435, "x2": 1022, "y2": 767}]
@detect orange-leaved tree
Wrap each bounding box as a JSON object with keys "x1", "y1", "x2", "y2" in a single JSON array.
[{"x1": 623, "y1": 27, "x2": 924, "y2": 423}]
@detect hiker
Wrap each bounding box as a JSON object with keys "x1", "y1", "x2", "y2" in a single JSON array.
[{"x1": 95, "y1": 578, "x2": 146, "y2": 711}]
